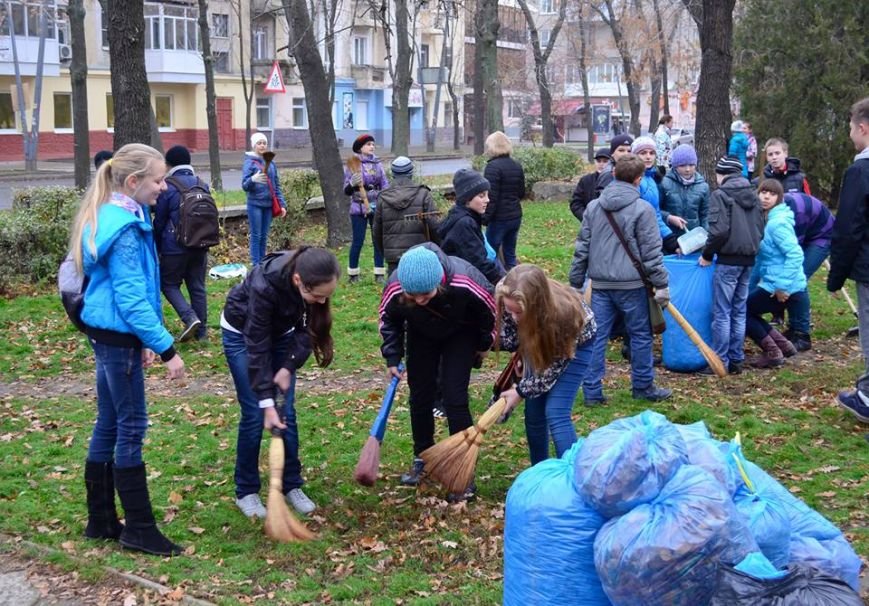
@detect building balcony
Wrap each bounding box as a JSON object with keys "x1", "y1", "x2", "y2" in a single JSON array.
[
  {"x1": 145, "y1": 49, "x2": 205, "y2": 84},
  {"x1": 0, "y1": 37, "x2": 61, "y2": 77},
  {"x1": 351, "y1": 64, "x2": 387, "y2": 89},
  {"x1": 252, "y1": 58, "x2": 299, "y2": 85}
]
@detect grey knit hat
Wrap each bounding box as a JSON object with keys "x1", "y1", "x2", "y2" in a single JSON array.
[
  {"x1": 452, "y1": 168, "x2": 490, "y2": 205},
  {"x1": 391, "y1": 156, "x2": 414, "y2": 176}
]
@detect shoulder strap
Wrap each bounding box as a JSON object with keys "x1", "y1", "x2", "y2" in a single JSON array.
[
  {"x1": 250, "y1": 159, "x2": 277, "y2": 198},
  {"x1": 603, "y1": 210, "x2": 653, "y2": 292},
  {"x1": 165, "y1": 175, "x2": 189, "y2": 195}
]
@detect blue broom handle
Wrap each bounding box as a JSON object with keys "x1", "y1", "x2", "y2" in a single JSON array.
[{"x1": 371, "y1": 363, "x2": 404, "y2": 442}]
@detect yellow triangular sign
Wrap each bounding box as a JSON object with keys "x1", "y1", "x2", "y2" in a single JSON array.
[{"x1": 264, "y1": 61, "x2": 285, "y2": 94}]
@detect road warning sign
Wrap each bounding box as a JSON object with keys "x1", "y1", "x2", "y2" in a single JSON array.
[{"x1": 264, "y1": 61, "x2": 286, "y2": 94}]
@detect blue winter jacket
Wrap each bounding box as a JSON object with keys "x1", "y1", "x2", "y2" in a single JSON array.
[
  {"x1": 153, "y1": 165, "x2": 205, "y2": 256},
  {"x1": 728, "y1": 132, "x2": 750, "y2": 177},
  {"x1": 638, "y1": 167, "x2": 672, "y2": 239},
  {"x1": 242, "y1": 152, "x2": 287, "y2": 209},
  {"x1": 81, "y1": 202, "x2": 174, "y2": 355},
  {"x1": 659, "y1": 170, "x2": 710, "y2": 235},
  {"x1": 751, "y1": 203, "x2": 806, "y2": 296}
]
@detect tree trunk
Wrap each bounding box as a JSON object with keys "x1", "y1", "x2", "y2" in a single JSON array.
[
  {"x1": 68, "y1": 0, "x2": 90, "y2": 189},
  {"x1": 197, "y1": 0, "x2": 223, "y2": 191},
  {"x1": 281, "y1": 0, "x2": 349, "y2": 246},
  {"x1": 597, "y1": 1, "x2": 641, "y2": 136},
  {"x1": 653, "y1": 0, "x2": 669, "y2": 115},
  {"x1": 577, "y1": 12, "x2": 593, "y2": 162},
  {"x1": 391, "y1": 0, "x2": 411, "y2": 155},
  {"x1": 472, "y1": 8, "x2": 486, "y2": 155},
  {"x1": 235, "y1": 1, "x2": 252, "y2": 146},
  {"x1": 683, "y1": 0, "x2": 735, "y2": 183},
  {"x1": 107, "y1": 0, "x2": 153, "y2": 148},
  {"x1": 478, "y1": 0, "x2": 502, "y2": 136},
  {"x1": 648, "y1": 70, "x2": 661, "y2": 133}
]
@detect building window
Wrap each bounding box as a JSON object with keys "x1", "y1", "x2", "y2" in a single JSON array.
[
  {"x1": 214, "y1": 50, "x2": 230, "y2": 73},
  {"x1": 507, "y1": 99, "x2": 523, "y2": 119},
  {"x1": 566, "y1": 65, "x2": 580, "y2": 84},
  {"x1": 540, "y1": 0, "x2": 555, "y2": 13},
  {"x1": 292, "y1": 97, "x2": 307, "y2": 128},
  {"x1": 420, "y1": 44, "x2": 430, "y2": 68},
  {"x1": 253, "y1": 26, "x2": 269, "y2": 60},
  {"x1": 101, "y1": 7, "x2": 109, "y2": 48},
  {"x1": 0, "y1": 93, "x2": 15, "y2": 130},
  {"x1": 106, "y1": 95, "x2": 114, "y2": 128},
  {"x1": 544, "y1": 64, "x2": 557, "y2": 84},
  {"x1": 143, "y1": 2, "x2": 198, "y2": 51},
  {"x1": 539, "y1": 28, "x2": 551, "y2": 47},
  {"x1": 155, "y1": 95, "x2": 172, "y2": 128},
  {"x1": 444, "y1": 101, "x2": 452, "y2": 121},
  {"x1": 589, "y1": 63, "x2": 619, "y2": 85},
  {"x1": 211, "y1": 13, "x2": 229, "y2": 38},
  {"x1": 353, "y1": 36, "x2": 367, "y2": 65},
  {"x1": 256, "y1": 96, "x2": 272, "y2": 130},
  {"x1": 0, "y1": 0, "x2": 61, "y2": 38},
  {"x1": 54, "y1": 93, "x2": 72, "y2": 129}
]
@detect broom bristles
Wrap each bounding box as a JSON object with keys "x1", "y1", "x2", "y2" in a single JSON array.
[
  {"x1": 420, "y1": 398, "x2": 508, "y2": 494},
  {"x1": 264, "y1": 436, "x2": 316, "y2": 542},
  {"x1": 353, "y1": 436, "x2": 381, "y2": 486}
]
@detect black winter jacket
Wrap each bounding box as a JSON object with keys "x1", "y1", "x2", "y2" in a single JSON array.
[
  {"x1": 373, "y1": 177, "x2": 440, "y2": 265},
  {"x1": 379, "y1": 243, "x2": 496, "y2": 367},
  {"x1": 828, "y1": 154, "x2": 869, "y2": 290},
  {"x1": 570, "y1": 171, "x2": 601, "y2": 221},
  {"x1": 483, "y1": 155, "x2": 525, "y2": 225},
  {"x1": 701, "y1": 175, "x2": 765, "y2": 266},
  {"x1": 222, "y1": 251, "x2": 313, "y2": 404},
  {"x1": 758, "y1": 157, "x2": 811, "y2": 194},
  {"x1": 438, "y1": 204, "x2": 505, "y2": 285}
]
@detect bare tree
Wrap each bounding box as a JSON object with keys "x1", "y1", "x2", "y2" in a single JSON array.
[
  {"x1": 67, "y1": 0, "x2": 90, "y2": 188},
  {"x1": 473, "y1": 0, "x2": 501, "y2": 154},
  {"x1": 441, "y1": 0, "x2": 461, "y2": 150},
  {"x1": 682, "y1": 0, "x2": 735, "y2": 181},
  {"x1": 197, "y1": 0, "x2": 222, "y2": 191},
  {"x1": 107, "y1": 0, "x2": 154, "y2": 147},
  {"x1": 594, "y1": 0, "x2": 641, "y2": 136},
  {"x1": 231, "y1": 0, "x2": 254, "y2": 145},
  {"x1": 570, "y1": 1, "x2": 594, "y2": 161},
  {"x1": 281, "y1": 0, "x2": 349, "y2": 245}
]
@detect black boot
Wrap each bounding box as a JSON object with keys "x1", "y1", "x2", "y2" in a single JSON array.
[
  {"x1": 114, "y1": 464, "x2": 183, "y2": 557},
  {"x1": 84, "y1": 460, "x2": 123, "y2": 540}
]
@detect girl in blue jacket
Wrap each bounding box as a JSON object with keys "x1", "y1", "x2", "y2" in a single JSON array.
[
  {"x1": 69, "y1": 143, "x2": 185, "y2": 556},
  {"x1": 746, "y1": 179, "x2": 807, "y2": 368},
  {"x1": 242, "y1": 132, "x2": 287, "y2": 265}
]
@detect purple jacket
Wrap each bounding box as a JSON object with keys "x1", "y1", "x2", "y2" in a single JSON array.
[
  {"x1": 343, "y1": 153, "x2": 389, "y2": 216},
  {"x1": 784, "y1": 193, "x2": 834, "y2": 249}
]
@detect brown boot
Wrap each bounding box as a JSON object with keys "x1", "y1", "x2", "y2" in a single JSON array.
[
  {"x1": 751, "y1": 335, "x2": 785, "y2": 368},
  {"x1": 768, "y1": 329, "x2": 797, "y2": 358}
]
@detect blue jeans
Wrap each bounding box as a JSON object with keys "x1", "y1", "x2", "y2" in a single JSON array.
[
  {"x1": 222, "y1": 328, "x2": 302, "y2": 498},
  {"x1": 747, "y1": 288, "x2": 809, "y2": 343},
  {"x1": 486, "y1": 217, "x2": 522, "y2": 270},
  {"x1": 711, "y1": 264, "x2": 752, "y2": 366},
  {"x1": 87, "y1": 341, "x2": 149, "y2": 468},
  {"x1": 525, "y1": 339, "x2": 592, "y2": 464},
  {"x1": 248, "y1": 204, "x2": 273, "y2": 266},
  {"x1": 786, "y1": 243, "x2": 830, "y2": 335},
  {"x1": 160, "y1": 250, "x2": 208, "y2": 335},
  {"x1": 584, "y1": 287, "x2": 654, "y2": 400},
  {"x1": 348, "y1": 213, "x2": 384, "y2": 272}
]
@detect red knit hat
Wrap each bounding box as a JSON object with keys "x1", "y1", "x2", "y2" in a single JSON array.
[{"x1": 352, "y1": 134, "x2": 375, "y2": 153}]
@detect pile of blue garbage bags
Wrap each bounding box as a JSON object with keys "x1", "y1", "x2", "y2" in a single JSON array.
[{"x1": 503, "y1": 410, "x2": 864, "y2": 606}]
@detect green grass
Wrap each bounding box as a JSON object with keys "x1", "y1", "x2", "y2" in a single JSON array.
[{"x1": 0, "y1": 201, "x2": 867, "y2": 603}]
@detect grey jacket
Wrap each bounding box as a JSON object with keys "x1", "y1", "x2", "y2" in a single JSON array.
[{"x1": 570, "y1": 180, "x2": 668, "y2": 291}]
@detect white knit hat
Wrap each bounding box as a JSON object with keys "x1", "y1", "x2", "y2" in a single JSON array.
[{"x1": 250, "y1": 132, "x2": 268, "y2": 149}]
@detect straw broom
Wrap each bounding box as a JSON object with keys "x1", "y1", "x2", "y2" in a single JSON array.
[
  {"x1": 663, "y1": 301, "x2": 727, "y2": 378},
  {"x1": 346, "y1": 156, "x2": 371, "y2": 215},
  {"x1": 264, "y1": 409, "x2": 316, "y2": 542},
  {"x1": 353, "y1": 365, "x2": 404, "y2": 486},
  {"x1": 420, "y1": 397, "x2": 509, "y2": 494}
]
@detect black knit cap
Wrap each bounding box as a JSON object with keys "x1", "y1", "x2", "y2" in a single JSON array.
[
  {"x1": 165, "y1": 145, "x2": 191, "y2": 168},
  {"x1": 93, "y1": 150, "x2": 113, "y2": 169},
  {"x1": 452, "y1": 168, "x2": 490, "y2": 205},
  {"x1": 609, "y1": 134, "x2": 634, "y2": 154},
  {"x1": 352, "y1": 134, "x2": 375, "y2": 153},
  {"x1": 715, "y1": 155, "x2": 743, "y2": 175}
]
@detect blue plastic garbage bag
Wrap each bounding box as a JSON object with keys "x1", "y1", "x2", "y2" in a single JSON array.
[
  {"x1": 676, "y1": 421, "x2": 738, "y2": 496},
  {"x1": 504, "y1": 440, "x2": 611, "y2": 606},
  {"x1": 662, "y1": 253, "x2": 714, "y2": 372},
  {"x1": 576, "y1": 410, "x2": 687, "y2": 518},
  {"x1": 733, "y1": 488, "x2": 791, "y2": 569},
  {"x1": 594, "y1": 465, "x2": 758, "y2": 606}
]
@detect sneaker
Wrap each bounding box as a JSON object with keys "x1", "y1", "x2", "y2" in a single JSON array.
[
  {"x1": 583, "y1": 395, "x2": 608, "y2": 408},
  {"x1": 696, "y1": 366, "x2": 716, "y2": 376},
  {"x1": 400, "y1": 458, "x2": 425, "y2": 486},
  {"x1": 285, "y1": 488, "x2": 317, "y2": 515},
  {"x1": 348, "y1": 274, "x2": 360, "y2": 284},
  {"x1": 446, "y1": 481, "x2": 477, "y2": 504},
  {"x1": 728, "y1": 361, "x2": 744, "y2": 375},
  {"x1": 374, "y1": 274, "x2": 386, "y2": 285},
  {"x1": 235, "y1": 494, "x2": 267, "y2": 519},
  {"x1": 432, "y1": 405, "x2": 446, "y2": 419},
  {"x1": 836, "y1": 391, "x2": 869, "y2": 423},
  {"x1": 178, "y1": 318, "x2": 202, "y2": 343},
  {"x1": 632, "y1": 384, "x2": 673, "y2": 402}
]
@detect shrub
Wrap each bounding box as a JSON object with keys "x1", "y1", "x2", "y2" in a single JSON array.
[
  {"x1": 0, "y1": 186, "x2": 81, "y2": 294},
  {"x1": 269, "y1": 169, "x2": 321, "y2": 250},
  {"x1": 472, "y1": 147, "x2": 582, "y2": 194}
]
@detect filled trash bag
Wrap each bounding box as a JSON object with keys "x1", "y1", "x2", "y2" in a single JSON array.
[
  {"x1": 733, "y1": 488, "x2": 791, "y2": 569},
  {"x1": 710, "y1": 556, "x2": 864, "y2": 606},
  {"x1": 662, "y1": 253, "x2": 714, "y2": 372},
  {"x1": 594, "y1": 465, "x2": 757, "y2": 606},
  {"x1": 503, "y1": 441, "x2": 610, "y2": 606},
  {"x1": 676, "y1": 422, "x2": 738, "y2": 496},
  {"x1": 576, "y1": 410, "x2": 687, "y2": 518}
]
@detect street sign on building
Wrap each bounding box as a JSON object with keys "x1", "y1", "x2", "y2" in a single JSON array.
[{"x1": 264, "y1": 61, "x2": 286, "y2": 94}]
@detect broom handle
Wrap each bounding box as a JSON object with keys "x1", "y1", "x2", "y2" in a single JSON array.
[
  {"x1": 664, "y1": 301, "x2": 728, "y2": 378},
  {"x1": 370, "y1": 363, "x2": 404, "y2": 442}
]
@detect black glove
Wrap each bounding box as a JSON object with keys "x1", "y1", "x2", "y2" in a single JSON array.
[
  {"x1": 663, "y1": 233, "x2": 679, "y2": 254},
  {"x1": 343, "y1": 183, "x2": 356, "y2": 196}
]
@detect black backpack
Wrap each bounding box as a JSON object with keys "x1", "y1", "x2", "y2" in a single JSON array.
[
  {"x1": 58, "y1": 253, "x2": 89, "y2": 333},
  {"x1": 166, "y1": 176, "x2": 220, "y2": 249}
]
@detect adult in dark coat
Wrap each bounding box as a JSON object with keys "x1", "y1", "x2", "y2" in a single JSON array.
[
  {"x1": 482, "y1": 131, "x2": 526, "y2": 269},
  {"x1": 570, "y1": 147, "x2": 611, "y2": 221}
]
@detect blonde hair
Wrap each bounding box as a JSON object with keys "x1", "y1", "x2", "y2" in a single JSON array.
[
  {"x1": 495, "y1": 264, "x2": 587, "y2": 373},
  {"x1": 68, "y1": 143, "x2": 165, "y2": 271},
  {"x1": 485, "y1": 131, "x2": 513, "y2": 158}
]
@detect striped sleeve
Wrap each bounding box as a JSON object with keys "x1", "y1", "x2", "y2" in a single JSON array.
[{"x1": 451, "y1": 274, "x2": 497, "y2": 349}]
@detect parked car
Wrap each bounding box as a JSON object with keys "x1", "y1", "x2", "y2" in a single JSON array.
[{"x1": 671, "y1": 128, "x2": 694, "y2": 146}]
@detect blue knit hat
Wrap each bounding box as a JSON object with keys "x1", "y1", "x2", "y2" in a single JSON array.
[
  {"x1": 398, "y1": 246, "x2": 444, "y2": 294},
  {"x1": 391, "y1": 156, "x2": 414, "y2": 176},
  {"x1": 670, "y1": 144, "x2": 698, "y2": 168}
]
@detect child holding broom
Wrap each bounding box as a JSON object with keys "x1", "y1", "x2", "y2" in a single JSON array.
[
  {"x1": 222, "y1": 247, "x2": 340, "y2": 519},
  {"x1": 379, "y1": 243, "x2": 496, "y2": 501},
  {"x1": 495, "y1": 265, "x2": 597, "y2": 464}
]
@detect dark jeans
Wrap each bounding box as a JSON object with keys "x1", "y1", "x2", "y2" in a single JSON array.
[
  {"x1": 349, "y1": 213, "x2": 384, "y2": 273},
  {"x1": 247, "y1": 204, "x2": 273, "y2": 265},
  {"x1": 87, "y1": 341, "x2": 149, "y2": 468},
  {"x1": 486, "y1": 217, "x2": 522, "y2": 269},
  {"x1": 711, "y1": 264, "x2": 752, "y2": 366},
  {"x1": 746, "y1": 288, "x2": 809, "y2": 343},
  {"x1": 786, "y1": 243, "x2": 830, "y2": 335},
  {"x1": 222, "y1": 328, "x2": 302, "y2": 498},
  {"x1": 160, "y1": 250, "x2": 208, "y2": 336},
  {"x1": 406, "y1": 329, "x2": 476, "y2": 456}
]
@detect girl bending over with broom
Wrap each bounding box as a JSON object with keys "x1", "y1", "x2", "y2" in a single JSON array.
[
  {"x1": 222, "y1": 247, "x2": 340, "y2": 519},
  {"x1": 379, "y1": 243, "x2": 496, "y2": 502},
  {"x1": 495, "y1": 264, "x2": 597, "y2": 465}
]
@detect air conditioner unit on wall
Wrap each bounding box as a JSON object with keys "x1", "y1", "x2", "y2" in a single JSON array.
[{"x1": 59, "y1": 44, "x2": 72, "y2": 61}]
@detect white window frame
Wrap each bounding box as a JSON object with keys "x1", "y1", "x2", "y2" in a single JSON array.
[
  {"x1": 539, "y1": 28, "x2": 551, "y2": 47},
  {"x1": 253, "y1": 25, "x2": 268, "y2": 60},
  {"x1": 256, "y1": 96, "x2": 272, "y2": 130},
  {"x1": 352, "y1": 36, "x2": 368, "y2": 65},
  {"x1": 420, "y1": 44, "x2": 430, "y2": 68},
  {"x1": 540, "y1": 0, "x2": 555, "y2": 13},
  {"x1": 211, "y1": 13, "x2": 229, "y2": 38},
  {"x1": 154, "y1": 95, "x2": 174, "y2": 131},
  {"x1": 53, "y1": 92, "x2": 73, "y2": 131},
  {"x1": 292, "y1": 97, "x2": 307, "y2": 129}
]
